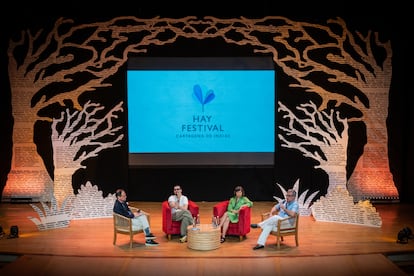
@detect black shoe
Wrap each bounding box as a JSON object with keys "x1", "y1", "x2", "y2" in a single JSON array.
[
  {"x1": 145, "y1": 233, "x2": 156, "y2": 240},
  {"x1": 253, "y1": 244, "x2": 264, "y2": 250},
  {"x1": 220, "y1": 237, "x2": 226, "y2": 243},
  {"x1": 250, "y1": 224, "x2": 259, "y2": 229},
  {"x1": 145, "y1": 239, "x2": 159, "y2": 246}
]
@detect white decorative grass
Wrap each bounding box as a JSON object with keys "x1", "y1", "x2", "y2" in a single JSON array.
[
  {"x1": 28, "y1": 196, "x2": 72, "y2": 231},
  {"x1": 28, "y1": 182, "x2": 116, "y2": 231}
]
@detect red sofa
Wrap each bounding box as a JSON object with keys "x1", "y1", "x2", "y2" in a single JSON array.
[
  {"x1": 162, "y1": 200, "x2": 199, "y2": 240},
  {"x1": 213, "y1": 200, "x2": 251, "y2": 241}
]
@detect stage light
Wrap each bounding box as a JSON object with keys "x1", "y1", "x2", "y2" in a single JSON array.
[{"x1": 397, "y1": 226, "x2": 413, "y2": 244}]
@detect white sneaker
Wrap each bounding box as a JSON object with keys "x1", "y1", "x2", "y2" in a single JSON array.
[{"x1": 179, "y1": 235, "x2": 187, "y2": 243}]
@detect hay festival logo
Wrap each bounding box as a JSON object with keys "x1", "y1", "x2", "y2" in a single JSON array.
[
  {"x1": 193, "y1": 84, "x2": 215, "y2": 112},
  {"x1": 176, "y1": 84, "x2": 228, "y2": 138}
]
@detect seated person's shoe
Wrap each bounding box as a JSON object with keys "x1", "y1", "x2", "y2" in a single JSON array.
[
  {"x1": 145, "y1": 233, "x2": 156, "y2": 240},
  {"x1": 145, "y1": 239, "x2": 159, "y2": 246},
  {"x1": 253, "y1": 244, "x2": 264, "y2": 250},
  {"x1": 220, "y1": 236, "x2": 226, "y2": 243},
  {"x1": 179, "y1": 235, "x2": 187, "y2": 243},
  {"x1": 250, "y1": 223, "x2": 259, "y2": 229}
]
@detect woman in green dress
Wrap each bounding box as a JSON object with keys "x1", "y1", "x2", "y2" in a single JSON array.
[{"x1": 218, "y1": 185, "x2": 253, "y2": 243}]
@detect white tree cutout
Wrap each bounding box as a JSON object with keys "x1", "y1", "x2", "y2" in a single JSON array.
[
  {"x1": 278, "y1": 101, "x2": 348, "y2": 194},
  {"x1": 51, "y1": 101, "x2": 124, "y2": 206}
]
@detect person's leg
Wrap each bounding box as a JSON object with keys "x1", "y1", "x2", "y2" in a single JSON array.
[
  {"x1": 258, "y1": 214, "x2": 280, "y2": 228},
  {"x1": 221, "y1": 215, "x2": 230, "y2": 241},
  {"x1": 133, "y1": 215, "x2": 155, "y2": 239},
  {"x1": 137, "y1": 214, "x2": 150, "y2": 229},
  {"x1": 172, "y1": 211, "x2": 192, "y2": 237},
  {"x1": 256, "y1": 223, "x2": 274, "y2": 246},
  {"x1": 219, "y1": 212, "x2": 228, "y2": 228},
  {"x1": 132, "y1": 217, "x2": 144, "y2": 231},
  {"x1": 131, "y1": 216, "x2": 158, "y2": 245},
  {"x1": 180, "y1": 210, "x2": 194, "y2": 236},
  {"x1": 172, "y1": 212, "x2": 181, "y2": 222},
  {"x1": 254, "y1": 215, "x2": 281, "y2": 248}
]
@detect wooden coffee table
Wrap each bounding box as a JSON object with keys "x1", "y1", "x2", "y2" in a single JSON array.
[{"x1": 187, "y1": 224, "x2": 221, "y2": 251}]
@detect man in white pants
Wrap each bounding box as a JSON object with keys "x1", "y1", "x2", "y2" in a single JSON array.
[
  {"x1": 113, "y1": 188, "x2": 159, "y2": 246},
  {"x1": 250, "y1": 189, "x2": 299, "y2": 250}
]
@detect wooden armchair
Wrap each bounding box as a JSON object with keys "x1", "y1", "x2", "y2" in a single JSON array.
[
  {"x1": 113, "y1": 206, "x2": 149, "y2": 248},
  {"x1": 261, "y1": 211, "x2": 299, "y2": 249}
]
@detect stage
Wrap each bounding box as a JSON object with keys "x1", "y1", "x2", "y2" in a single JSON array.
[{"x1": 0, "y1": 201, "x2": 413, "y2": 275}]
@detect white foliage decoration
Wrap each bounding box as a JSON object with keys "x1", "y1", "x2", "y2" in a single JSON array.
[
  {"x1": 311, "y1": 186, "x2": 382, "y2": 227},
  {"x1": 274, "y1": 179, "x2": 319, "y2": 216},
  {"x1": 278, "y1": 101, "x2": 348, "y2": 195},
  {"x1": 27, "y1": 182, "x2": 116, "y2": 231},
  {"x1": 52, "y1": 101, "x2": 124, "y2": 207},
  {"x1": 28, "y1": 196, "x2": 73, "y2": 231},
  {"x1": 70, "y1": 181, "x2": 116, "y2": 219}
]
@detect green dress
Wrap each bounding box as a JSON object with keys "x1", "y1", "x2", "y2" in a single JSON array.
[{"x1": 227, "y1": 196, "x2": 253, "y2": 223}]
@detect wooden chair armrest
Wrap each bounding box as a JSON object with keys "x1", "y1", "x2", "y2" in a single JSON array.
[
  {"x1": 261, "y1": 211, "x2": 277, "y2": 221},
  {"x1": 279, "y1": 216, "x2": 291, "y2": 222},
  {"x1": 129, "y1": 206, "x2": 149, "y2": 215},
  {"x1": 130, "y1": 206, "x2": 151, "y2": 223},
  {"x1": 261, "y1": 212, "x2": 271, "y2": 221},
  {"x1": 277, "y1": 214, "x2": 298, "y2": 230},
  {"x1": 129, "y1": 206, "x2": 138, "y2": 212}
]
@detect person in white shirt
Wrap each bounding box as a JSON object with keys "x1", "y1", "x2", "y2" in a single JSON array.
[{"x1": 168, "y1": 185, "x2": 194, "y2": 243}]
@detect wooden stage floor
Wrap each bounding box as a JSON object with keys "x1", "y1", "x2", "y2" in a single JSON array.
[{"x1": 0, "y1": 201, "x2": 414, "y2": 275}]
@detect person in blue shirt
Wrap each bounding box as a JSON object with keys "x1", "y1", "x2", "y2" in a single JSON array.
[
  {"x1": 113, "y1": 188, "x2": 159, "y2": 246},
  {"x1": 250, "y1": 188, "x2": 299, "y2": 250}
]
